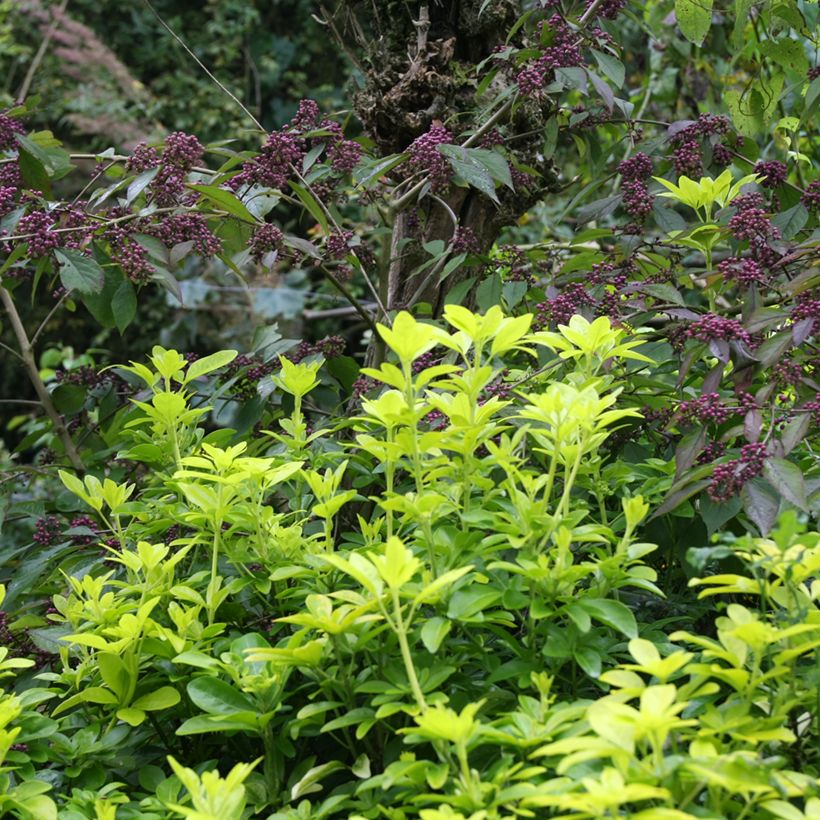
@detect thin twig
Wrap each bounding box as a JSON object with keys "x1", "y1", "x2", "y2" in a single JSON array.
[
  {"x1": 0, "y1": 339, "x2": 24, "y2": 361},
  {"x1": 1, "y1": 286, "x2": 84, "y2": 471},
  {"x1": 31, "y1": 290, "x2": 70, "y2": 347},
  {"x1": 17, "y1": 0, "x2": 70, "y2": 101},
  {"x1": 318, "y1": 265, "x2": 378, "y2": 332},
  {"x1": 291, "y1": 164, "x2": 389, "y2": 321},
  {"x1": 141, "y1": 0, "x2": 264, "y2": 132}
]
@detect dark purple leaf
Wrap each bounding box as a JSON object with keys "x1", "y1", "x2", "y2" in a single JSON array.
[
  {"x1": 743, "y1": 410, "x2": 762, "y2": 443},
  {"x1": 675, "y1": 428, "x2": 707, "y2": 479},
  {"x1": 702, "y1": 362, "x2": 725, "y2": 394},
  {"x1": 792, "y1": 318, "x2": 814, "y2": 346},
  {"x1": 763, "y1": 457, "x2": 808, "y2": 511},
  {"x1": 742, "y1": 479, "x2": 780, "y2": 535},
  {"x1": 780, "y1": 413, "x2": 811, "y2": 456}
]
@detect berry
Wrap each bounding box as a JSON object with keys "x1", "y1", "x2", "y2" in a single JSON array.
[
  {"x1": 328, "y1": 139, "x2": 362, "y2": 173},
  {"x1": 754, "y1": 160, "x2": 787, "y2": 189},
  {"x1": 622, "y1": 180, "x2": 653, "y2": 219},
  {"x1": 33, "y1": 516, "x2": 62, "y2": 546},
  {"x1": 673, "y1": 140, "x2": 702, "y2": 179},
  {"x1": 408, "y1": 124, "x2": 454, "y2": 193},
  {"x1": 290, "y1": 99, "x2": 321, "y2": 132},
  {"x1": 162, "y1": 132, "x2": 204, "y2": 170},
  {"x1": 708, "y1": 442, "x2": 767, "y2": 502},
  {"x1": 451, "y1": 226, "x2": 481, "y2": 254},
  {"x1": 0, "y1": 112, "x2": 24, "y2": 151},
  {"x1": 618, "y1": 152, "x2": 653, "y2": 180},
  {"x1": 717, "y1": 257, "x2": 766, "y2": 288},
  {"x1": 801, "y1": 180, "x2": 820, "y2": 213},
  {"x1": 686, "y1": 314, "x2": 751, "y2": 345},
  {"x1": 249, "y1": 223, "x2": 284, "y2": 264},
  {"x1": 126, "y1": 142, "x2": 160, "y2": 173},
  {"x1": 18, "y1": 210, "x2": 60, "y2": 257},
  {"x1": 148, "y1": 213, "x2": 221, "y2": 257}
]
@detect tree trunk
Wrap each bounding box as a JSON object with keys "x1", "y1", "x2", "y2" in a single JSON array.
[{"x1": 324, "y1": 0, "x2": 560, "y2": 325}]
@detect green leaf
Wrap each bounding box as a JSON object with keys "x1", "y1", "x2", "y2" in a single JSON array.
[
  {"x1": 760, "y1": 38, "x2": 808, "y2": 76},
  {"x1": 15, "y1": 132, "x2": 73, "y2": 179},
  {"x1": 116, "y1": 707, "x2": 146, "y2": 726},
  {"x1": 771, "y1": 203, "x2": 808, "y2": 240},
  {"x1": 98, "y1": 653, "x2": 130, "y2": 700},
  {"x1": 187, "y1": 676, "x2": 256, "y2": 715},
  {"x1": 803, "y1": 76, "x2": 820, "y2": 125},
  {"x1": 591, "y1": 50, "x2": 625, "y2": 88},
  {"x1": 289, "y1": 182, "x2": 329, "y2": 234},
  {"x1": 420, "y1": 617, "x2": 452, "y2": 654},
  {"x1": 185, "y1": 350, "x2": 238, "y2": 382},
  {"x1": 475, "y1": 272, "x2": 502, "y2": 311},
  {"x1": 176, "y1": 714, "x2": 260, "y2": 735},
  {"x1": 675, "y1": 0, "x2": 713, "y2": 45},
  {"x1": 55, "y1": 249, "x2": 105, "y2": 295},
  {"x1": 132, "y1": 686, "x2": 181, "y2": 712},
  {"x1": 188, "y1": 184, "x2": 257, "y2": 223},
  {"x1": 112, "y1": 279, "x2": 137, "y2": 333},
  {"x1": 577, "y1": 598, "x2": 638, "y2": 638},
  {"x1": 438, "y1": 144, "x2": 502, "y2": 203}
]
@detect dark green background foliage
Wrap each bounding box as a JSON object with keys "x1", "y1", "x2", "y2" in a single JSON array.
[{"x1": 0, "y1": 0, "x2": 818, "y2": 816}]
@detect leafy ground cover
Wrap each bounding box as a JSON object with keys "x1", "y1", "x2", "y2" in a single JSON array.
[{"x1": 0, "y1": 0, "x2": 819, "y2": 816}]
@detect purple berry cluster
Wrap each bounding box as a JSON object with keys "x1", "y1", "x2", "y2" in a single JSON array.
[
  {"x1": 408, "y1": 124, "x2": 454, "y2": 193},
  {"x1": 672, "y1": 140, "x2": 702, "y2": 179},
  {"x1": 515, "y1": 15, "x2": 583, "y2": 94},
  {"x1": 711, "y1": 142, "x2": 733, "y2": 167},
  {"x1": 534, "y1": 283, "x2": 593, "y2": 328},
  {"x1": 697, "y1": 439, "x2": 727, "y2": 464},
  {"x1": 104, "y1": 225, "x2": 155, "y2": 284},
  {"x1": 708, "y1": 442, "x2": 767, "y2": 502},
  {"x1": 249, "y1": 223, "x2": 284, "y2": 264},
  {"x1": 790, "y1": 291, "x2": 820, "y2": 335},
  {"x1": 351, "y1": 374, "x2": 378, "y2": 399},
  {"x1": 587, "y1": 0, "x2": 626, "y2": 19},
  {"x1": 291, "y1": 335, "x2": 346, "y2": 363},
  {"x1": 17, "y1": 210, "x2": 60, "y2": 257},
  {"x1": 68, "y1": 515, "x2": 99, "y2": 545},
  {"x1": 754, "y1": 160, "x2": 787, "y2": 190},
  {"x1": 728, "y1": 192, "x2": 773, "y2": 242},
  {"x1": 55, "y1": 365, "x2": 110, "y2": 389},
  {"x1": 668, "y1": 114, "x2": 731, "y2": 179},
  {"x1": 451, "y1": 226, "x2": 481, "y2": 255},
  {"x1": 137, "y1": 132, "x2": 204, "y2": 206},
  {"x1": 221, "y1": 354, "x2": 277, "y2": 401},
  {"x1": 619, "y1": 152, "x2": 654, "y2": 220},
  {"x1": 322, "y1": 119, "x2": 362, "y2": 174},
  {"x1": 411, "y1": 350, "x2": 441, "y2": 375},
  {"x1": 0, "y1": 185, "x2": 16, "y2": 217},
  {"x1": 686, "y1": 314, "x2": 752, "y2": 346},
  {"x1": 325, "y1": 230, "x2": 353, "y2": 260},
  {"x1": 33, "y1": 516, "x2": 63, "y2": 546},
  {"x1": 0, "y1": 111, "x2": 24, "y2": 151},
  {"x1": 677, "y1": 393, "x2": 736, "y2": 425},
  {"x1": 801, "y1": 180, "x2": 820, "y2": 212},
  {"x1": 147, "y1": 213, "x2": 221, "y2": 257},
  {"x1": 163, "y1": 131, "x2": 204, "y2": 169},
  {"x1": 773, "y1": 357, "x2": 804, "y2": 388},
  {"x1": 805, "y1": 393, "x2": 820, "y2": 426},
  {"x1": 291, "y1": 99, "x2": 321, "y2": 131},
  {"x1": 125, "y1": 142, "x2": 160, "y2": 173},
  {"x1": 717, "y1": 257, "x2": 766, "y2": 289}
]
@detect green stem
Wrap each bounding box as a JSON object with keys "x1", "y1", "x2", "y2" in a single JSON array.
[{"x1": 391, "y1": 588, "x2": 426, "y2": 713}]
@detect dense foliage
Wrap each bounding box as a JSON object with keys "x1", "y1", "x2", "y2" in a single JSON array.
[{"x1": 0, "y1": 0, "x2": 818, "y2": 816}]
